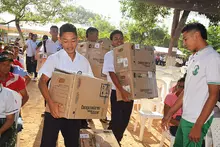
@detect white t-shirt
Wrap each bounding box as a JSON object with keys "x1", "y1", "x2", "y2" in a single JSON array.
[
  {"x1": 182, "y1": 46, "x2": 220, "y2": 123},
  {"x1": 25, "y1": 39, "x2": 33, "y2": 57},
  {"x1": 102, "y1": 50, "x2": 116, "y2": 90},
  {"x1": 0, "y1": 87, "x2": 21, "y2": 118},
  {"x1": 25, "y1": 40, "x2": 38, "y2": 57},
  {"x1": 39, "y1": 49, "x2": 93, "y2": 78},
  {"x1": 40, "y1": 39, "x2": 62, "y2": 55}
]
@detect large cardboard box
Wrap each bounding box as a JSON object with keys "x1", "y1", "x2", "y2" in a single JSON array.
[
  {"x1": 46, "y1": 70, "x2": 112, "y2": 119},
  {"x1": 77, "y1": 42, "x2": 109, "y2": 80},
  {"x1": 114, "y1": 43, "x2": 156, "y2": 72},
  {"x1": 77, "y1": 42, "x2": 109, "y2": 66},
  {"x1": 80, "y1": 129, "x2": 120, "y2": 147},
  {"x1": 116, "y1": 71, "x2": 158, "y2": 101}
]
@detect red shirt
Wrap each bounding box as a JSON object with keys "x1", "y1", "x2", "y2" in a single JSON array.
[
  {"x1": 0, "y1": 72, "x2": 26, "y2": 92},
  {"x1": 13, "y1": 59, "x2": 24, "y2": 69}
]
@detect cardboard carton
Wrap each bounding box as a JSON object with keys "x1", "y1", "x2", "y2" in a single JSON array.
[
  {"x1": 80, "y1": 129, "x2": 120, "y2": 147},
  {"x1": 77, "y1": 42, "x2": 109, "y2": 79},
  {"x1": 116, "y1": 71, "x2": 158, "y2": 101},
  {"x1": 46, "y1": 70, "x2": 112, "y2": 119},
  {"x1": 36, "y1": 53, "x2": 48, "y2": 72},
  {"x1": 114, "y1": 43, "x2": 156, "y2": 72}
]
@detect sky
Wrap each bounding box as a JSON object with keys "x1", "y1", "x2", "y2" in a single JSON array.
[{"x1": 0, "y1": 0, "x2": 210, "y2": 33}]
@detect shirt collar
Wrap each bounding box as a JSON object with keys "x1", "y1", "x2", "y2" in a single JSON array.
[
  {"x1": 194, "y1": 45, "x2": 211, "y2": 56},
  {"x1": 61, "y1": 49, "x2": 79, "y2": 62}
]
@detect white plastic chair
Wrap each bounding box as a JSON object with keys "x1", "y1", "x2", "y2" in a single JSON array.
[
  {"x1": 159, "y1": 130, "x2": 175, "y2": 147},
  {"x1": 132, "y1": 99, "x2": 141, "y2": 114},
  {"x1": 210, "y1": 118, "x2": 220, "y2": 147},
  {"x1": 133, "y1": 99, "x2": 163, "y2": 141},
  {"x1": 148, "y1": 79, "x2": 168, "y2": 113}
]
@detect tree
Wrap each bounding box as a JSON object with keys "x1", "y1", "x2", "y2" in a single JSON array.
[
  {"x1": 207, "y1": 25, "x2": 220, "y2": 52},
  {"x1": 55, "y1": 5, "x2": 96, "y2": 25},
  {"x1": 0, "y1": 0, "x2": 64, "y2": 43},
  {"x1": 121, "y1": 21, "x2": 170, "y2": 47},
  {"x1": 89, "y1": 15, "x2": 116, "y2": 38},
  {"x1": 120, "y1": 0, "x2": 220, "y2": 62}
]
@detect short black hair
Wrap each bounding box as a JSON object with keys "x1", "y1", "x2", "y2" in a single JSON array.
[
  {"x1": 181, "y1": 23, "x2": 207, "y2": 40},
  {"x1": 50, "y1": 25, "x2": 58, "y2": 31},
  {"x1": 110, "y1": 30, "x2": 123, "y2": 41},
  {"x1": 59, "y1": 23, "x2": 77, "y2": 37},
  {"x1": 86, "y1": 27, "x2": 99, "y2": 38},
  {"x1": 42, "y1": 35, "x2": 48, "y2": 40}
]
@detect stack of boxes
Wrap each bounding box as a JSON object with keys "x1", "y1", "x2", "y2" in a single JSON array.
[
  {"x1": 113, "y1": 43, "x2": 158, "y2": 101},
  {"x1": 77, "y1": 39, "x2": 111, "y2": 80}
]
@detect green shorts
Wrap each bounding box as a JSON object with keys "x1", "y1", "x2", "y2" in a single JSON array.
[{"x1": 174, "y1": 116, "x2": 213, "y2": 147}]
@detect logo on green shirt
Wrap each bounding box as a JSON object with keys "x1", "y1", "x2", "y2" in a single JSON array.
[{"x1": 192, "y1": 65, "x2": 199, "y2": 75}]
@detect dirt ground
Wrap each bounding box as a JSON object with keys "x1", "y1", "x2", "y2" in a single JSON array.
[{"x1": 19, "y1": 80, "x2": 171, "y2": 147}]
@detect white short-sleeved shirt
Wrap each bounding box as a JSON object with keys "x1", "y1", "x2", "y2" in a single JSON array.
[
  {"x1": 40, "y1": 39, "x2": 62, "y2": 55},
  {"x1": 183, "y1": 46, "x2": 220, "y2": 123},
  {"x1": 102, "y1": 50, "x2": 116, "y2": 90},
  {"x1": 0, "y1": 87, "x2": 21, "y2": 118},
  {"x1": 25, "y1": 39, "x2": 33, "y2": 57},
  {"x1": 39, "y1": 49, "x2": 93, "y2": 78}
]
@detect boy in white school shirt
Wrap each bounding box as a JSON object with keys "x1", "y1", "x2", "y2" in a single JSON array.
[
  {"x1": 162, "y1": 23, "x2": 220, "y2": 147},
  {"x1": 102, "y1": 30, "x2": 133, "y2": 145},
  {"x1": 38, "y1": 23, "x2": 93, "y2": 147}
]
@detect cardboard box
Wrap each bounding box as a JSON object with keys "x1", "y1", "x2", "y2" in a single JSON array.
[
  {"x1": 80, "y1": 129, "x2": 120, "y2": 147},
  {"x1": 116, "y1": 71, "x2": 158, "y2": 101},
  {"x1": 114, "y1": 43, "x2": 156, "y2": 72},
  {"x1": 91, "y1": 65, "x2": 107, "y2": 80},
  {"x1": 77, "y1": 42, "x2": 109, "y2": 79},
  {"x1": 77, "y1": 42, "x2": 109, "y2": 66},
  {"x1": 46, "y1": 70, "x2": 112, "y2": 119},
  {"x1": 36, "y1": 53, "x2": 47, "y2": 72}
]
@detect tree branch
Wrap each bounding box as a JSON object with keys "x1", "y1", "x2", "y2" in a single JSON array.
[{"x1": 0, "y1": 19, "x2": 16, "y2": 25}]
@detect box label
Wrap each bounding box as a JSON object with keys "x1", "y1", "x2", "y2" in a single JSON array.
[
  {"x1": 134, "y1": 44, "x2": 140, "y2": 49},
  {"x1": 95, "y1": 43, "x2": 100, "y2": 48},
  {"x1": 123, "y1": 85, "x2": 131, "y2": 92},
  {"x1": 80, "y1": 134, "x2": 90, "y2": 138},
  {"x1": 123, "y1": 58, "x2": 128, "y2": 67},
  {"x1": 100, "y1": 84, "x2": 111, "y2": 104},
  {"x1": 148, "y1": 71, "x2": 153, "y2": 78}
]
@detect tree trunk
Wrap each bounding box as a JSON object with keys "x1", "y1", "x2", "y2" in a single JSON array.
[
  {"x1": 168, "y1": 9, "x2": 180, "y2": 56},
  {"x1": 166, "y1": 10, "x2": 190, "y2": 66},
  {"x1": 15, "y1": 19, "x2": 25, "y2": 46}
]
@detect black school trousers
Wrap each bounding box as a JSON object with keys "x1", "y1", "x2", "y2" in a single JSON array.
[
  {"x1": 108, "y1": 90, "x2": 133, "y2": 143},
  {"x1": 40, "y1": 112, "x2": 81, "y2": 147}
]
